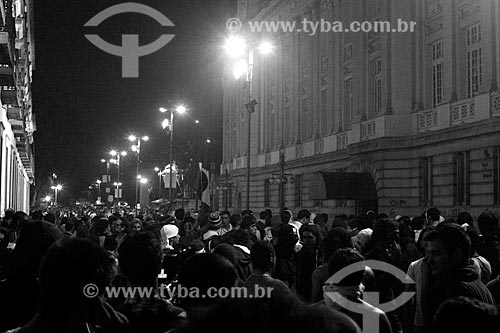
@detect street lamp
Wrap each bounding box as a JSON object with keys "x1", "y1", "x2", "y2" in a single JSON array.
[
  {"x1": 110, "y1": 150, "x2": 127, "y2": 205},
  {"x1": 224, "y1": 36, "x2": 273, "y2": 210},
  {"x1": 50, "y1": 184, "x2": 63, "y2": 206},
  {"x1": 154, "y1": 166, "x2": 161, "y2": 198},
  {"x1": 129, "y1": 135, "x2": 149, "y2": 211},
  {"x1": 159, "y1": 104, "x2": 186, "y2": 204}
]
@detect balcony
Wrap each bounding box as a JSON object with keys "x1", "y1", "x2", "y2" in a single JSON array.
[
  {"x1": 360, "y1": 120, "x2": 377, "y2": 140},
  {"x1": 0, "y1": 31, "x2": 14, "y2": 66},
  {"x1": 9, "y1": 118, "x2": 24, "y2": 134},
  {"x1": 337, "y1": 132, "x2": 349, "y2": 150},
  {"x1": 451, "y1": 99, "x2": 475, "y2": 125},
  {"x1": 492, "y1": 93, "x2": 500, "y2": 117},
  {"x1": 6, "y1": 106, "x2": 21, "y2": 119},
  {"x1": 0, "y1": 65, "x2": 15, "y2": 86},
  {"x1": 1, "y1": 87, "x2": 19, "y2": 106},
  {"x1": 417, "y1": 109, "x2": 438, "y2": 133}
]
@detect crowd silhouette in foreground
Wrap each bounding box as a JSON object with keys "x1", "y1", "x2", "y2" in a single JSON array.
[{"x1": 1, "y1": 206, "x2": 500, "y2": 332}]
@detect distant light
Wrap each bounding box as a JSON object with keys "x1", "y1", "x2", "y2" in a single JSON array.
[
  {"x1": 109, "y1": 158, "x2": 117, "y2": 164},
  {"x1": 142, "y1": 136, "x2": 149, "y2": 141},
  {"x1": 131, "y1": 145, "x2": 137, "y2": 152},
  {"x1": 101, "y1": 159, "x2": 106, "y2": 163},
  {"x1": 224, "y1": 36, "x2": 247, "y2": 58},
  {"x1": 54, "y1": 184, "x2": 62, "y2": 191},
  {"x1": 176, "y1": 105, "x2": 187, "y2": 114},
  {"x1": 258, "y1": 41, "x2": 274, "y2": 55},
  {"x1": 128, "y1": 135, "x2": 137, "y2": 141},
  {"x1": 206, "y1": 139, "x2": 211, "y2": 144},
  {"x1": 140, "y1": 178, "x2": 148, "y2": 184},
  {"x1": 154, "y1": 167, "x2": 160, "y2": 172},
  {"x1": 113, "y1": 182, "x2": 118, "y2": 186},
  {"x1": 195, "y1": 120, "x2": 199, "y2": 124},
  {"x1": 120, "y1": 151, "x2": 127, "y2": 156},
  {"x1": 233, "y1": 59, "x2": 248, "y2": 79},
  {"x1": 110, "y1": 150, "x2": 117, "y2": 156},
  {"x1": 96, "y1": 180, "x2": 102, "y2": 184},
  {"x1": 137, "y1": 175, "x2": 142, "y2": 179},
  {"x1": 44, "y1": 196, "x2": 51, "y2": 202},
  {"x1": 159, "y1": 107, "x2": 168, "y2": 113}
]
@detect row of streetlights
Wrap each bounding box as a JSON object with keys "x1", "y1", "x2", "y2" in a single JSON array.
[{"x1": 43, "y1": 184, "x2": 62, "y2": 206}]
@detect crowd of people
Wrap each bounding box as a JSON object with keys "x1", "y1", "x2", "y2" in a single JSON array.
[{"x1": 0, "y1": 206, "x2": 499, "y2": 332}]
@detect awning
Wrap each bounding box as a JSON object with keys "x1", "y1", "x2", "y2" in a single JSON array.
[{"x1": 310, "y1": 172, "x2": 377, "y2": 200}]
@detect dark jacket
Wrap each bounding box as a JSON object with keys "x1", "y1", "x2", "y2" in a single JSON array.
[
  {"x1": 429, "y1": 262, "x2": 495, "y2": 315},
  {"x1": 476, "y1": 234, "x2": 500, "y2": 279},
  {"x1": 233, "y1": 246, "x2": 252, "y2": 282}
]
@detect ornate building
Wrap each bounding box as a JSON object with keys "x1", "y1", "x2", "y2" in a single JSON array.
[
  {"x1": 220, "y1": 0, "x2": 500, "y2": 218},
  {"x1": 0, "y1": 0, "x2": 35, "y2": 213}
]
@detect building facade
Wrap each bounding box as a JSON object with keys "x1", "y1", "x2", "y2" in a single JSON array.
[
  {"x1": 219, "y1": 0, "x2": 500, "y2": 219},
  {"x1": 0, "y1": 0, "x2": 35, "y2": 213}
]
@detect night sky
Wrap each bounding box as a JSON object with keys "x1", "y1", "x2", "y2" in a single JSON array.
[{"x1": 33, "y1": 0, "x2": 235, "y2": 204}]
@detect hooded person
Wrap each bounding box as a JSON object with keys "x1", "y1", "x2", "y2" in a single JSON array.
[
  {"x1": 160, "y1": 224, "x2": 180, "y2": 251},
  {"x1": 231, "y1": 229, "x2": 253, "y2": 282}
]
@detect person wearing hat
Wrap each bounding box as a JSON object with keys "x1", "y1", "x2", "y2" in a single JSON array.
[
  {"x1": 241, "y1": 216, "x2": 261, "y2": 246},
  {"x1": 202, "y1": 212, "x2": 223, "y2": 241}
]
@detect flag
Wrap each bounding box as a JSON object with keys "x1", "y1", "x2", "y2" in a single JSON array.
[{"x1": 199, "y1": 163, "x2": 210, "y2": 206}]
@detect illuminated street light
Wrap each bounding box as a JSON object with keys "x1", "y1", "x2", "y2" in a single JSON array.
[
  {"x1": 140, "y1": 178, "x2": 148, "y2": 184},
  {"x1": 158, "y1": 104, "x2": 187, "y2": 204},
  {"x1": 154, "y1": 167, "x2": 161, "y2": 197},
  {"x1": 224, "y1": 36, "x2": 274, "y2": 210},
  {"x1": 224, "y1": 36, "x2": 247, "y2": 58},
  {"x1": 257, "y1": 41, "x2": 274, "y2": 55},
  {"x1": 128, "y1": 135, "x2": 149, "y2": 212},
  {"x1": 50, "y1": 184, "x2": 63, "y2": 205}
]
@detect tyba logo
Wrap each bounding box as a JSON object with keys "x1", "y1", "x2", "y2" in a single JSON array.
[
  {"x1": 324, "y1": 260, "x2": 415, "y2": 333},
  {"x1": 84, "y1": 2, "x2": 175, "y2": 78}
]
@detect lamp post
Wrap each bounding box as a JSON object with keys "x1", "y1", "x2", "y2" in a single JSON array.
[
  {"x1": 224, "y1": 36, "x2": 273, "y2": 211},
  {"x1": 159, "y1": 104, "x2": 186, "y2": 205},
  {"x1": 50, "y1": 184, "x2": 62, "y2": 206},
  {"x1": 100, "y1": 159, "x2": 110, "y2": 183},
  {"x1": 129, "y1": 135, "x2": 149, "y2": 212},
  {"x1": 154, "y1": 167, "x2": 162, "y2": 199},
  {"x1": 110, "y1": 150, "x2": 127, "y2": 205}
]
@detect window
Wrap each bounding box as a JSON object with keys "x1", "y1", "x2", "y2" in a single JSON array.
[
  {"x1": 374, "y1": 59, "x2": 382, "y2": 114},
  {"x1": 227, "y1": 187, "x2": 233, "y2": 208},
  {"x1": 466, "y1": 24, "x2": 481, "y2": 47},
  {"x1": 467, "y1": 48, "x2": 482, "y2": 98},
  {"x1": 431, "y1": 41, "x2": 443, "y2": 107},
  {"x1": 432, "y1": 63, "x2": 443, "y2": 107},
  {"x1": 466, "y1": 25, "x2": 482, "y2": 98},
  {"x1": 420, "y1": 157, "x2": 433, "y2": 206},
  {"x1": 320, "y1": 89, "x2": 328, "y2": 135},
  {"x1": 344, "y1": 78, "x2": 353, "y2": 128},
  {"x1": 432, "y1": 41, "x2": 443, "y2": 61},
  {"x1": 453, "y1": 152, "x2": 470, "y2": 206},
  {"x1": 294, "y1": 175, "x2": 302, "y2": 207},
  {"x1": 494, "y1": 147, "x2": 500, "y2": 205},
  {"x1": 264, "y1": 179, "x2": 270, "y2": 207}
]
